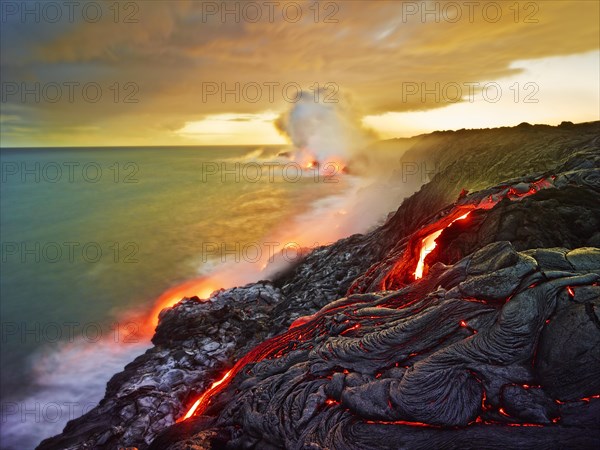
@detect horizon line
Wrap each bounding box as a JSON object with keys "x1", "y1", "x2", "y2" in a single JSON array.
[{"x1": 1, "y1": 120, "x2": 597, "y2": 149}]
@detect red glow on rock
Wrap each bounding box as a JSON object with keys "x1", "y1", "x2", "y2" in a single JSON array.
[
  {"x1": 341, "y1": 323, "x2": 361, "y2": 335},
  {"x1": 567, "y1": 286, "x2": 575, "y2": 297},
  {"x1": 505, "y1": 423, "x2": 544, "y2": 428},
  {"x1": 353, "y1": 176, "x2": 556, "y2": 293},
  {"x1": 150, "y1": 277, "x2": 221, "y2": 328},
  {"x1": 365, "y1": 419, "x2": 438, "y2": 428},
  {"x1": 553, "y1": 395, "x2": 599, "y2": 406},
  {"x1": 414, "y1": 212, "x2": 470, "y2": 279},
  {"x1": 498, "y1": 408, "x2": 511, "y2": 418},
  {"x1": 481, "y1": 391, "x2": 492, "y2": 412},
  {"x1": 178, "y1": 369, "x2": 233, "y2": 422},
  {"x1": 179, "y1": 315, "x2": 330, "y2": 421},
  {"x1": 289, "y1": 313, "x2": 317, "y2": 329},
  {"x1": 459, "y1": 319, "x2": 478, "y2": 334}
]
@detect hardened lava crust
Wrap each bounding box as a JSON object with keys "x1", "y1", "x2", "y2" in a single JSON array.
[{"x1": 38, "y1": 122, "x2": 600, "y2": 450}]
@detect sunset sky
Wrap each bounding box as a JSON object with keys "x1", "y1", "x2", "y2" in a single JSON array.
[{"x1": 1, "y1": 0, "x2": 598, "y2": 147}]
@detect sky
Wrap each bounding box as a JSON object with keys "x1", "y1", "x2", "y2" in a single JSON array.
[{"x1": 0, "y1": 0, "x2": 598, "y2": 147}]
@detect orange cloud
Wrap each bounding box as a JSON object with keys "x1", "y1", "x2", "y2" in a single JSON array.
[{"x1": 1, "y1": 0, "x2": 598, "y2": 146}]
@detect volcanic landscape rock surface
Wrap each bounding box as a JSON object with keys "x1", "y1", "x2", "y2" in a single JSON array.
[
  {"x1": 38, "y1": 122, "x2": 600, "y2": 450},
  {"x1": 158, "y1": 243, "x2": 599, "y2": 449}
]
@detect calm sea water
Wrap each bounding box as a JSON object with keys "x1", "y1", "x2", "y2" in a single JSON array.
[{"x1": 0, "y1": 146, "x2": 351, "y2": 447}]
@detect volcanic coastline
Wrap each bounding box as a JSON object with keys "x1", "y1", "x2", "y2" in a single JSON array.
[{"x1": 39, "y1": 121, "x2": 600, "y2": 450}]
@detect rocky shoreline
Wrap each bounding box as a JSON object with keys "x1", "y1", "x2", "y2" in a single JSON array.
[{"x1": 39, "y1": 122, "x2": 600, "y2": 449}]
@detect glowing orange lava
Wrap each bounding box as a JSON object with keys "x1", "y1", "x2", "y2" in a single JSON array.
[
  {"x1": 148, "y1": 278, "x2": 222, "y2": 327},
  {"x1": 321, "y1": 159, "x2": 345, "y2": 176},
  {"x1": 356, "y1": 176, "x2": 557, "y2": 293},
  {"x1": 414, "y1": 212, "x2": 470, "y2": 279},
  {"x1": 177, "y1": 369, "x2": 233, "y2": 422},
  {"x1": 498, "y1": 407, "x2": 511, "y2": 418},
  {"x1": 293, "y1": 148, "x2": 346, "y2": 177}
]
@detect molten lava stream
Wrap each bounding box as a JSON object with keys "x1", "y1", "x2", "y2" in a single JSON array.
[
  {"x1": 178, "y1": 318, "x2": 327, "y2": 421},
  {"x1": 366, "y1": 176, "x2": 557, "y2": 292},
  {"x1": 179, "y1": 369, "x2": 233, "y2": 421},
  {"x1": 413, "y1": 212, "x2": 470, "y2": 280}
]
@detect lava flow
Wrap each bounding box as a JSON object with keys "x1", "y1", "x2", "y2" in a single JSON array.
[
  {"x1": 414, "y1": 212, "x2": 470, "y2": 279},
  {"x1": 369, "y1": 176, "x2": 555, "y2": 290},
  {"x1": 177, "y1": 176, "x2": 558, "y2": 423},
  {"x1": 178, "y1": 370, "x2": 233, "y2": 422},
  {"x1": 178, "y1": 329, "x2": 306, "y2": 420},
  {"x1": 148, "y1": 277, "x2": 225, "y2": 327}
]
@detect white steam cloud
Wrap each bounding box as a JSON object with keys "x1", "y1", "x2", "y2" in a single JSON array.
[{"x1": 275, "y1": 93, "x2": 376, "y2": 164}]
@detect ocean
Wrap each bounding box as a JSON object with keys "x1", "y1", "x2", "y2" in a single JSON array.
[{"x1": 0, "y1": 146, "x2": 354, "y2": 448}]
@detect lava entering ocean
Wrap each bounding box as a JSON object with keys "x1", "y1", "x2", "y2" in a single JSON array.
[
  {"x1": 148, "y1": 278, "x2": 225, "y2": 328},
  {"x1": 145, "y1": 158, "x2": 407, "y2": 336}
]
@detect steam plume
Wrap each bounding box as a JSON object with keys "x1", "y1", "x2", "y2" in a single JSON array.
[{"x1": 275, "y1": 93, "x2": 376, "y2": 165}]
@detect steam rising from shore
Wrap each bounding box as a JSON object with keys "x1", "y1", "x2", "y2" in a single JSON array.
[
  {"x1": 151, "y1": 97, "x2": 420, "y2": 317},
  {"x1": 275, "y1": 93, "x2": 376, "y2": 167}
]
